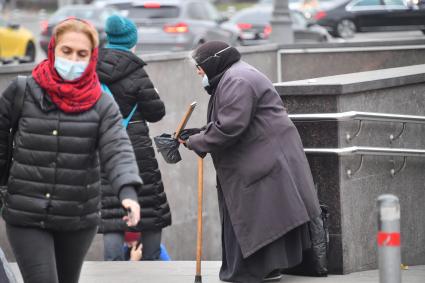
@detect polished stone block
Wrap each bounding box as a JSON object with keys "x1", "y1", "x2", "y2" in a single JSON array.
[{"x1": 277, "y1": 64, "x2": 425, "y2": 274}]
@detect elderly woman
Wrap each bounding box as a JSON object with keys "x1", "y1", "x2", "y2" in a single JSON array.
[
  {"x1": 0, "y1": 19, "x2": 141, "y2": 283},
  {"x1": 181, "y1": 41, "x2": 321, "y2": 282}
]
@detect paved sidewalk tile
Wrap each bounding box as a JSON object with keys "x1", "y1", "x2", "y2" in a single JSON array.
[{"x1": 10, "y1": 261, "x2": 425, "y2": 283}]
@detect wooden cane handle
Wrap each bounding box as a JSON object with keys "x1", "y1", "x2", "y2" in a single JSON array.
[{"x1": 174, "y1": 101, "x2": 197, "y2": 139}]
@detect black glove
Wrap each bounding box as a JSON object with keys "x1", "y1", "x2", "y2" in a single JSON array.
[{"x1": 179, "y1": 128, "x2": 202, "y2": 141}]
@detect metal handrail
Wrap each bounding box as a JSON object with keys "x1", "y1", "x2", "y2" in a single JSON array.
[
  {"x1": 289, "y1": 111, "x2": 425, "y2": 142},
  {"x1": 289, "y1": 111, "x2": 425, "y2": 124},
  {"x1": 305, "y1": 146, "x2": 425, "y2": 177},
  {"x1": 304, "y1": 146, "x2": 425, "y2": 157}
]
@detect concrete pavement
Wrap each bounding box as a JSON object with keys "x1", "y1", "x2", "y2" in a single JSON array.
[{"x1": 9, "y1": 261, "x2": 425, "y2": 283}]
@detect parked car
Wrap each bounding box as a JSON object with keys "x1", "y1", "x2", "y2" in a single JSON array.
[
  {"x1": 258, "y1": 0, "x2": 306, "y2": 10},
  {"x1": 121, "y1": 0, "x2": 240, "y2": 53},
  {"x1": 227, "y1": 6, "x2": 331, "y2": 45},
  {"x1": 258, "y1": 0, "x2": 336, "y2": 19},
  {"x1": 93, "y1": 0, "x2": 133, "y2": 10},
  {"x1": 39, "y1": 4, "x2": 118, "y2": 55},
  {"x1": 0, "y1": 17, "x2": 36, "y2": 63},
  {"x1": 313, "y1": 0, "x2": 425, "y2": 38}
]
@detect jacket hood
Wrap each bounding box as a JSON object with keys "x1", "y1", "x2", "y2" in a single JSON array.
[{"x1": 97, "y1": 48, "x2": 147, "y2": 84}]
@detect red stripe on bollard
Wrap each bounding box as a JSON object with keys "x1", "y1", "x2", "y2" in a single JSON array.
[{"x1": 377, "y1": 232, "x2": 401, "y2": 247}]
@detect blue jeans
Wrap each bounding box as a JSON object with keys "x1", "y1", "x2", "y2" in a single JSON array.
[{"x1": 103, "y1": 230, "x2": 162, "y2": 261}]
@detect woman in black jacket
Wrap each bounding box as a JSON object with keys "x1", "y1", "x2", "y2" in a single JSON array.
[
  {"x1": 97, "y1": 15, "x2": 171, "y2": 261},
  {"x1": 0, "y1": 19, "x2": 141, "y2": 283}
]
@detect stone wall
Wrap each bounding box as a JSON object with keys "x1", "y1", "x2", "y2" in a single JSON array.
[
  {"x1": 279, "y1": 45, "x2": 425, "y2": 82},
  {"x1": 276, "y1": 64, "x2": 425, "y2": 274}
]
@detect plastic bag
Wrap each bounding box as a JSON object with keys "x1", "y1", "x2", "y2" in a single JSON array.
[
  {"x1": 154, "y1": 134, "x2": 182, "y2": 164},
  {"x1": 284, "y1": 204, "x2": 329, "y2": 277}
]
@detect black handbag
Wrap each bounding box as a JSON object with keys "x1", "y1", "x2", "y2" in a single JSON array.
[
  {"x1": 0, "y1": 76, "x2": 27, "y2": 208},
  {"x1": 284, "y1": 204, "x2": 330, "y2": 277}
]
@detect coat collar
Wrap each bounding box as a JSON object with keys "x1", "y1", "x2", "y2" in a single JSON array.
[
  {"x1": 27, "y1": 76, "x2": 57, "y2": 112},
  {"x1": 97, "y1": 48, "x2": 147, "y2": 84}
]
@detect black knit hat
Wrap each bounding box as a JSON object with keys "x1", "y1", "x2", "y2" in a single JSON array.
[{"x1": 192, "y1": 41, "x2": 241, "y2": 81}]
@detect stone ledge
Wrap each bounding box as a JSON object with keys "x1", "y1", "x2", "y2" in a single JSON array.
[
  {"x1": 279, "y1": 45, "x2": 425, "y2": 54},
  {"x1": 275, "y1": 64, "x2": 425, "y2": 96},
  {"x1": 278, "y1": 38, "x2": 425, "y2": 50},
  {"x1": 0, "y1": 64, "x2": 34, "y2": 75}
]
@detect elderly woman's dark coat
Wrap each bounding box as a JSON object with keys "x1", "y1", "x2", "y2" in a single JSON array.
[
  {"x1": 0, "y1": 77, "x2": 142, "y2": 231},
  {"x1": 97, "y1": 48, "x2": 171, "y2": 233},
  {"x1": 188, "y1": 42, "x2": 321, "y2": 282}
]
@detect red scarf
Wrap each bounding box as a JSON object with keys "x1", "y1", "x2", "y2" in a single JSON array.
[{"x1": 32, "y1": 36, "x2": 101, "y2": 113}]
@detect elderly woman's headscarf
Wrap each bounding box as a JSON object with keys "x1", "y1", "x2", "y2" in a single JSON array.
[{"x1": 192, "y1": 41, "x2": 241, "y2": 95}]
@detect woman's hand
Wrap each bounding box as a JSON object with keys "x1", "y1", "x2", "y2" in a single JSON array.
[
  {"x1": 121, "y1": 199, "x2": 140, "y2": 227},
  {"x1": 130, "y1": 242, "x2": 143, "y2": 261}
]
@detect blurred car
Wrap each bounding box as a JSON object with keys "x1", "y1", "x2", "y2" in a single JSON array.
[
  {"x1": 227, "y1": 6, "x2": 331, "y2": 45},
  {"x1": 313, "y1": 0, "x2": 425, "y2": 38},
  {"x1": 39, "y1": 4, "x2": 118, "y2": 55},
  {"x1": 259, "y1": 0, "x2": 318, "y2": 11},
  {"x1": 259, "y1": 0, "x2": 304, "y2": 10},
  {"x1": 122, "y1": 0, "x2": 240, "y2": 53},
  {"x1": 93, "y1": 0, "x2": 133, "y2": 10},
  {"x1": 0, "y1": 17, "x2": 36, "y2": 63},
  {"x1": 258, "y1": 0, "x2": 336, "y2": 19}
]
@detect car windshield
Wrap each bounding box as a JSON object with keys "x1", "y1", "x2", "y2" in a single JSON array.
[
  {"x1": 352, "y1": 0, "x2": 382, "y2": 6},
  {"x1": 50, "y1": 7, "x2": 103, "y2": 23},
  {"x1": 128, "y1": 6, "x2": 180, "y2": 19},
  {"x1": 106, "y1": 2, "x2": 133, "y2": 10},
  {"x1": 259, "y1": 0, "x2": 330, "y2": 3},
  {"x1": 383, "y1": 0, "x2": 406, "y2": 5},
  {"x1": 232, "y1": 10, "x2": 271, "y2": 25},
  {"x1": 291, "y1": 12, "x2": 308, "y2": 27}
]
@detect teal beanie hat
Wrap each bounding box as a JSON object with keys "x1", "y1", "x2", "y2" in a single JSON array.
[{"x1": 105, "y1": 14, "x2": 138, "y2": 50}]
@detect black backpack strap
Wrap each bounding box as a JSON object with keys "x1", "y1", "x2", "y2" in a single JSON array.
[{"x1": 11, "y1": 76, "x2": 27, "y2": 135}]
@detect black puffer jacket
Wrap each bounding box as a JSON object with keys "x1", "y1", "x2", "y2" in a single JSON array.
[
  {"x1": 0, "y1": 77, "x2": 142, "y2": 231},
  {"x1": 97, "y1": 48, "x2": 171, "y2": 232}
]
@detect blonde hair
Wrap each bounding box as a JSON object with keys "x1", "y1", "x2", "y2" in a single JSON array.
[{"x1": 53, "y1": 19, "x2": 99, "y2": 49}]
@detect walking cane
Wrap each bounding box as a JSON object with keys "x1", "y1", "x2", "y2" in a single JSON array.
[
  {"x1": 195, "y1": 157, "x2": 204, "y2": 283},
  {"x1": 174, "y1": 102, "x2": 197, "y2": 139}
]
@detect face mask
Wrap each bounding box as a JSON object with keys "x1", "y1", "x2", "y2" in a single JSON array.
[
  {"x1": 54, "y1": 56, "x2": 89, "y2": 81},
  {"x1": 202, "y1": 74, "x2": 209, "y2": 88}
]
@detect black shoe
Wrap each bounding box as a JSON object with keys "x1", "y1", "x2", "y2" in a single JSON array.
[{"x1": 263, "y1": 270, "x2": 283, "y2": 282}]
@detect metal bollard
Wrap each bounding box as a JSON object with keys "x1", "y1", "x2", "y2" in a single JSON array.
[{"x1": 377, "y1": 194, "x2": 401, "y2": 283}]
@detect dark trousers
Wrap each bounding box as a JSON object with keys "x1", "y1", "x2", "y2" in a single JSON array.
[{"x1": 6, "y1": 223, "x2": 97, "y2": 283}]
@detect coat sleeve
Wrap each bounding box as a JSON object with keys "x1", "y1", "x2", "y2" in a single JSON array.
[
  {"x1": 0, "y1": 79, "x2": 17, "y2": 176},
  {"x1": 135, "y1": 69, "x2": 166, "y2": 123},
  {"x1": 98, "y1": 95, "x2": 143, "y2": 196},
  {"x1": 187, "y1": 77, "x2": 257, "y2": 155}
]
